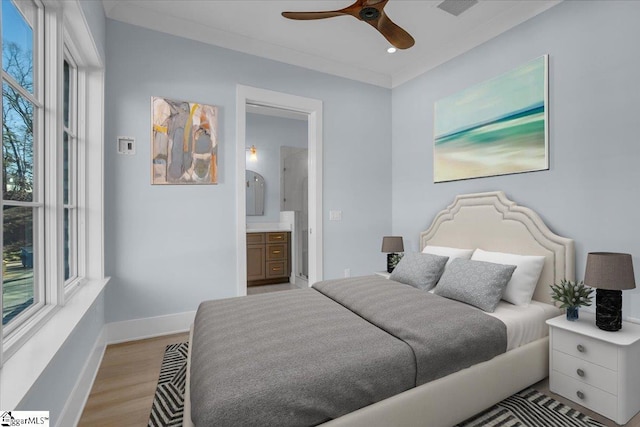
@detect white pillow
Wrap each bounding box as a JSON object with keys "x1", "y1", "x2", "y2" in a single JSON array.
[
  {"x1": 422, "y1": 245, "x2": 474, "y2": 267},
  {"x1": 471, "y1": 249, "x2": 545, "y2": 306}
]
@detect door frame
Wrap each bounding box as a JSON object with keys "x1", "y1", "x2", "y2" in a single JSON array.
[{"x1": 236, "y1": 85, "x2": 323, "y2": 296}]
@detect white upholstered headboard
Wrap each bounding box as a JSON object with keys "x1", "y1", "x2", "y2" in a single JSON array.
[{"x1": 420, "y1": 192, "x2": 575, "y2": 305}]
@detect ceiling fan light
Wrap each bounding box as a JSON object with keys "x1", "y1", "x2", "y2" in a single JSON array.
[{"x1": 387, "y1": 47, "x2": 397, "y2": 54}]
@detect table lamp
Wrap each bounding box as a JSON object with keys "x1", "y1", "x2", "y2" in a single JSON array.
[
  {"x1": 584, "y1": 252, "x2": 636, "y2": 331},
  {"x1": 381, "y1": 236, "x2": 404, "y2": 273}
]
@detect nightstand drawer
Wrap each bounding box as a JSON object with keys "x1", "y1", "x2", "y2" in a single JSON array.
[
  {"x1": 553, "y1": 328, "x2": 617, "y2": 370},
  {"x1": 550, "y1": 372, "x2": 617, "y2": 421},
  {"x1": 552, "y1": 350, "x2": 617, "y2": 395}
]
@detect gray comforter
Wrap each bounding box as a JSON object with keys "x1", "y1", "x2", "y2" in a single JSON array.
[{"x1": 190, "y1": 275, "x2": 507, "y2": 426}]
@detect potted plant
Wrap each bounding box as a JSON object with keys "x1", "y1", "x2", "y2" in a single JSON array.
[{"x1": 550, "y1": 279, "x2": 594, "y2": 321}]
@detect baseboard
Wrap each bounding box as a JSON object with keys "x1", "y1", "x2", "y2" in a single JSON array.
[
  {"x1": 56, "y1": 327, "x2": 107, "y2": 427},
  {"x1": 56, "y1": 311, "x2": 196, "y2": 426},
  {"x1": 106, "y1": 311, "x2": 196, "y2": 344}
]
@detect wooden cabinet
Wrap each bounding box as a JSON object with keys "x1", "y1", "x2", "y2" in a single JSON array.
[
  {"x1": 247, "y1": 232, "x2": 291, "y2": 286},
  {"x1": 247, "y1": 234, "x2": 266, "y2": 282},
  {"x1": 547, "y1": 312, "x2": 640, "y2": 425}
]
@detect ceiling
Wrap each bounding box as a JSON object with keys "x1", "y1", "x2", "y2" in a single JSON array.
[{"x1": 102, "y1": 0, "x2": 562, "y2": 89}]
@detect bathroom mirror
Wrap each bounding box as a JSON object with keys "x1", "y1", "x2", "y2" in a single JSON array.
[{"x1": 246, "y1": 170, "x2": 265, "y2": 216}]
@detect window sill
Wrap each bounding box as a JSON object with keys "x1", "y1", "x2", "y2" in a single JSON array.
[{"x1": 0, "y1": 277, "x2": 109, "y2": 410}]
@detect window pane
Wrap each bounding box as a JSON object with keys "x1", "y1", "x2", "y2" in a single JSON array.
[
  {"x1": 63, "y1": 132, "x2": 69, "y2": 204},
  {"x1": 1, "y1": 0, "x2": 34, "y2": 93},
  {"x1": 63, "y1": 60, "x2": 69, "y2": 128},
  {"x1": 3, "y1": 206, "x2": 35, "y2": 325},
  {"x1": 63, "y1": 209, "x2": 70, "y2": 280},
  {"x1": 2, "y1": 81, "x2": 34, "y2": 202}
]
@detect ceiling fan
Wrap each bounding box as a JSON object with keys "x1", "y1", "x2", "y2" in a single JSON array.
[{"x1": 282, "y1": 0, "x2": 415, "y2": 50}]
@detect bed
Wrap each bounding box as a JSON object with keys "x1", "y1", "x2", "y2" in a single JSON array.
[{"x1": 184, "y1": 191, "x2": 575, "y2": 427}]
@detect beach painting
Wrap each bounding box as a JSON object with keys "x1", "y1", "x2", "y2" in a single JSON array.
[
  {"x1": 151, "y1": 96, "x2": 218, "y2": 184},
  {"x1": 433, "y1": 55, "x2": 548, "y2": 183}
]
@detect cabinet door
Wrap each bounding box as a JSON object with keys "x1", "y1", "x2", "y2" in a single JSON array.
[{"x1": 247, "y1": 245, "x2": 266, "y2": 281}]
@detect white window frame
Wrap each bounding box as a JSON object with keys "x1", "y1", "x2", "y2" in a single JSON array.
[
  {"x1": 61, "y1": 37, "x2": 85, "y2": 297},
  {"x1": 1, "y1": 0, "x2": 95, "y2": 362},
  {"x1": 1, "y1": 0, "x2": 47, "y2": 345}
]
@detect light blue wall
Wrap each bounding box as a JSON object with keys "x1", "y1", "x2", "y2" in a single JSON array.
[
  {"x1": 246, "y1": 113, "x2": 308, "y2": 223},
  {"x1": 79, "y1": 0, "x2": 106, "y2": 64},
  {"x1": 104, "y1": 19, "x2": 392, "y2": 322},
  {"x1": 392, "y1": 0, "x2": 640, "y2": 318},
  {"x1": 17, "y1": 294, "x2": 105, "y2": 425}
]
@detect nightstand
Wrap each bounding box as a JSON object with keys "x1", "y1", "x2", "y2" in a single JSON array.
[
  {"x1": 374, "y1": 271, "x2": 391, "y2": 279},
  {"x1": 547, "y1": 312, "x2": 640, "y2": 425}
]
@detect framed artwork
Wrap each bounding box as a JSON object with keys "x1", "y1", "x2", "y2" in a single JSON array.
[
  {"x1": 151, "y1": 96, "x2": 218, "y2": 184},
  {"x1": 433, "y1": 55, "x2": 548, "y2": 183}
]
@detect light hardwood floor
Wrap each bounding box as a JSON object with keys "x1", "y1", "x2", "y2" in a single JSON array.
[{"x1": 78, "y1": 332, "x2": 189, "y2": 427}]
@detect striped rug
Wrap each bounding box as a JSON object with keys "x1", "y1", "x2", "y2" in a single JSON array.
[
  {"x1": 457, "y1": 388, "x2": 607, "y2": 427},
  {"x1": 148, "y1": 342, "x2": 188, "y2": 427},
  {"x1": 148, "y1": 343, "x2": 607, "y2": 427}
]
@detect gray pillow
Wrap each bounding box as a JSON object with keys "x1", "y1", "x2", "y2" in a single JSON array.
[
  {"x1": 434, "y1": 258, "x2": 516, "y2": 312},
  {"x1": 389, "y1": 252, "x2": 449, "y2": 291}
]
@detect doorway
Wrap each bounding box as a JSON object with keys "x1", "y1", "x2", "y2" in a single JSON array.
[{"x1": 236, "y1": 85, "x2": 323, "y2": 297}]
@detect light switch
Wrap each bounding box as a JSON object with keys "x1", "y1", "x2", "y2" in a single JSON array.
[{"x1": 329, "y1": 210, "x2": 342, "y2": 221}]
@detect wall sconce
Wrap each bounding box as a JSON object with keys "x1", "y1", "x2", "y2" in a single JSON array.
[{"x1": 246, "y1": 145, "x2": 258, "y2": 162}]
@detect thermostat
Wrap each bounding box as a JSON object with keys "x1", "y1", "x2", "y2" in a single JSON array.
[{"x1": 117, "y1": 136, "x2": 135, "y2": 155}]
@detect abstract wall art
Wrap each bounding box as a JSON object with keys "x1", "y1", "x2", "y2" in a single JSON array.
[
  {"x1": 433, "y1": 55, "x2": 548, "y2": 183},
  {"x1": 151, "y1": 96, "x2": 218, "y2": 184}
]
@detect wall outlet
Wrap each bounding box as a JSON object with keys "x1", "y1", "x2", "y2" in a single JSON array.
[{"x1": 344, "y1": 268, "x2": 351, "y2": 278}]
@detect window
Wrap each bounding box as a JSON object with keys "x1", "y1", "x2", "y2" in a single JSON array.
[
  {"x1": 2, "y1": 0, "x2": 43, "y2": 331},
  {"x1": 62, "y1": 50, "x2": 78, "y2": 285},
  {"x1": 0, "y1": 0, "x2": 97, "y2": 360}
]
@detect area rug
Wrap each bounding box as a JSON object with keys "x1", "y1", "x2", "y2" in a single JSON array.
[
  {"x1": 456, "y1": 388, "x2": 607, "y2": 427},
  {"x1": 148, "y1": 342, "x2": 607, "y2": 427},
  {"x1": 148, "y1": 342, "x2": 188, "y2": 427}
]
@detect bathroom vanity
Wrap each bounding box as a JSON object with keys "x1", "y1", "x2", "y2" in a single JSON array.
[{"x1": 247, "y1": 231, "x2": 291, "y2": 286}]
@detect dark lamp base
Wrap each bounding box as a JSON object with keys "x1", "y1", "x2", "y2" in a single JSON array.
[
  {"x1": 596, "y1": 288, "x2": 622, "y2": 331},
  {"x1": 387, "y1": 253, "x2": 395, "y2": 273}
]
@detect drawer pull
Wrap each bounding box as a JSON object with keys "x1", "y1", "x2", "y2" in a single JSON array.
[
  {"x1": 577, "y1": 344, "x2": 585, "y2": 353},
  {"x1": 272, "y1": 250, "x2": 281, "y2": 254},
  {"x1": 576, "y1": 391, "x2": 585, "y2": 400},
  {"x1": 272, "y1": 267, "x2": 282, "y2": 271},
  {"x1": 577, "y1": 368, "x2": 585, "y2": 377},
  {"x1": 274, "y1": 236, "x2": 282, "y2": 239}
]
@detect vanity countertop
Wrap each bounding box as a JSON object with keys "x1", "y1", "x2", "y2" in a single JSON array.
[{"x1": 246, "y1": 225, "x2": 291, "y2": 233}]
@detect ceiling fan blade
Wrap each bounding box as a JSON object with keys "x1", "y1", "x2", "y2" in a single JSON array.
[
  {"x1": 369, "y1": 10, "x2": 415, "y2": 49},
  {"x1": 283, "y1": 0, "x2": 366, "y2": 21},
  {"x1": 282, "y1": 0, "x2": 415, "y2": 50},
  {"x1": 282, "y1": 11, "x2": 347, "y2": 20}
]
